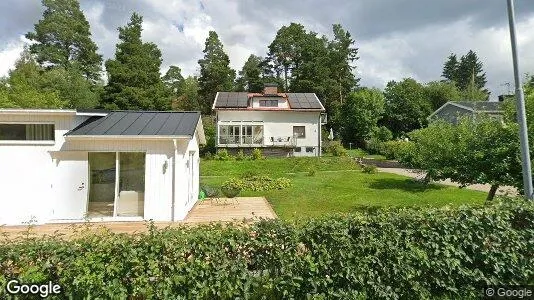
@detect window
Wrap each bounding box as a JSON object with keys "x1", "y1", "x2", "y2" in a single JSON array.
[
  {"x1": 306, "y1": 147, "x2": 314, "y2": 153},
  {"x1": 294, "y1": 147, "x2": 302, "y2": 153},
  {"x1": 293, "y1": 126, "x2": 306, "y2": 138},
  {"x1": 259, "y1": 100, "x2": 278, "y2": 107},
  {"x1": 219, "y1": 124, "x2": 263, "y2": 145},
  {"x1": 0, "y1": 123, "x2": 54, "y2": 141}
]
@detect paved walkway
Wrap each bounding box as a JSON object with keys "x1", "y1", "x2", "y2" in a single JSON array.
[
  {"x1": 0, "y1": 197, "x2": 276, "y2": 238},
  {"x1": 378, "y1": 168, "x2": 519, "y2": 196}
]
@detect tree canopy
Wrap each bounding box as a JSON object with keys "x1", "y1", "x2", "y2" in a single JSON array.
[
  {"x1": 102, "y1": 13, "x2": 170, "y2": 110},
  {"x1": 25, "y1": 0, "x2": 103, "y2": 83},
  {"x1": 235, "y1": 54, "x2": 264, "y2": 93},
  {"x1": 441, "y1": 50, "x2": 488, "y2": 100},
  {"x1": 198, "y1": 31, "x2": 236, "y2": 114},
  {"x1": 381, "y1": 78, "x2": 432, "y2": 138}
]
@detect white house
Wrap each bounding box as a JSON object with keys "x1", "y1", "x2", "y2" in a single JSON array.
[
  {"x1": 0, "y1": 109, "x2": 205, "y2": 225},
  {"x1": 213, "y1": 84, "x2": 326, "y2": 157}
]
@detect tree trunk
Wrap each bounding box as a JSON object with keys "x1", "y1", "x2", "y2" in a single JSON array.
[{"x1": 486, "y1": 185, "x2": 499, "y2": 202}]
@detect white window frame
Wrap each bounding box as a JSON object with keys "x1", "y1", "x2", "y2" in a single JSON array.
[{"x1": 218, "y1": 121, "x2": 264, "y2": 146}]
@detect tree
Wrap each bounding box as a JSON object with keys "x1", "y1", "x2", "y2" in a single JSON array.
[
  {"x1": 198, "y1": 31, "x2": 236, "y2": 114},
  {"x1": 163, "y1": 65, "x2": 184, "y2": 95},
  {"x1": 425, "y1": 81, "x2": 462, "y2": 110},
  {"x1": 235, "y1": 54, "x2": 264, "y2": 93},
  {"x1": 172, "y1": 76, "x2": 201, "y2": 111},
  {"x1": 102, "y1": 13, "x2": 170, "y2": 110},
  {"x1": 441, "y1": 50, "x2": 488, "y2": 99},
  {"x1": 25, "y1": 0, "x2": 103, "y2": 83},
  {"x1": 339, "y1": 88, "x2": 385, "y2": 147},
  {"x1": 441, "y1": 53, "x2": 459, "y2": 83},
  {"x1": 398, "y1": 117, "x2": 522, "y2": 201},
  {"x1": 381, "y1": 78, "x2": 432, "y2": 138}
]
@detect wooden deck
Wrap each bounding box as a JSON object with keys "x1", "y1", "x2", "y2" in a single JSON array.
[{"x1": 0, "y1": 197, "x2": 277, "y2": 238}]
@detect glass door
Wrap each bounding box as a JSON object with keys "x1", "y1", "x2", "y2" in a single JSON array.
[
  {"x1": 87, "y1": 152, "x2": 145, "y2": 218},
  {"x1": 116, "y1": 152, "x2": 145, "y2": 217},
  {"x1": 88, "y1": 152, "x2": 116, "y2": 217}
]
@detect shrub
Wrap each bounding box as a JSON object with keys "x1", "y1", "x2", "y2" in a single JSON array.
[
  {"x1": 235, "y1": 149, "x2": 246, "y2": 161},
  {"x1": 222, "y1": 176, "x2": 292, "y2": 192},
  {"x1": 203, "y1": 152, "x2": 213, "y2": 160},
  {"x1": 1, "y1": 199, "x2": 532, "y2": 299},
  {"x1": 362, "y1": 164, "x2": 377, "y2": 174},
  {"x1": 220, "y1": 178, "x2": 242, "y2": 198},
  {"x1": 251, "y1": 148, "x2": 265, "y2": 160},
  {"x1": 379, "y1": 140, "x2": 411, "y2": 160},
  {"x1": 216, "y1": 148, "x2": 233, "y2": 161},
  {"x1": 327, "y1": 141, "x2": 347, "y2": 156}
]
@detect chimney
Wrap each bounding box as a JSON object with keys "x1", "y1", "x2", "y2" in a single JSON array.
[{"x1": 263, "y1": 83, "x2": 278, "y2": 95}]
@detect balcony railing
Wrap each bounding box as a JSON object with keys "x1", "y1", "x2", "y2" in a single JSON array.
[{"x1": 269, "y1": 136, "x2": 296, "y2": 148}]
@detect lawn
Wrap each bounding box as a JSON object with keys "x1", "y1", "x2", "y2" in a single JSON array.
[{"x1": 200, "y1": 157, "x2": 486, "y2": 220}]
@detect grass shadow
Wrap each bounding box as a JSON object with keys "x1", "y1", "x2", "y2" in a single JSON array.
[{"x1": 368, "y1": 178, "x2": 445, "y2": 193}]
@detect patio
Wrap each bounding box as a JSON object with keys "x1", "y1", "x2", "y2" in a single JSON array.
[{"x1": 0, "y1": 197, "x2": 277, "y2": 237}]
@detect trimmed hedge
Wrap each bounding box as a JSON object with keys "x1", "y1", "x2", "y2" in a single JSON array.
[{"x1": 1, "y1": 199, "x2": 533, "y2": 299}]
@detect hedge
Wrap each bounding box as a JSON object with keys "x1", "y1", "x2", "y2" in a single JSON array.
[{"x1": 1, "y1": 199, "x2": 533, "y2": 299}]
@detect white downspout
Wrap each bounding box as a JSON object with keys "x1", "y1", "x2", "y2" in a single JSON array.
[{"x1": 171, "y1": 139, "x2": 177, "y2": 221}]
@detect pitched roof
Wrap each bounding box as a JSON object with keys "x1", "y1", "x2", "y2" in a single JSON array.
[
  {"x1": 453, "y1": 101, "x2": 504, "y2": 112},
  {"x1": 213, "y1": 92, "x2": 325, "y2": 111},
  {"x1": 66, "y1": 111, "x2": 201, "y2": 137}
]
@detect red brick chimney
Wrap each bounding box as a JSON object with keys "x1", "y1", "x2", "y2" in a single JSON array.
[{"x1": 263, "y1": 83, "x2": 278, "y2": 95}]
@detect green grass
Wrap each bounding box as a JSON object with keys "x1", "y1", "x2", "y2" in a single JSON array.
[{"x1": 200, "y1": 157, "x2": 486, "y2": 220}]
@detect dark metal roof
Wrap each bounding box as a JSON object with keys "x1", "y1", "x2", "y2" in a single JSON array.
[
  {"x1": 66, "y1": 111, "x2": 201, "y2": 137},
  {"x1": 213, "y1": 92, "x2": 324, "y2": 110},
  {"x1": 286, "y1": 93, "x2": 323, "y2": 109},
  {"x1": 454, "y1": 101, "x2": 504, "y2": 112}
]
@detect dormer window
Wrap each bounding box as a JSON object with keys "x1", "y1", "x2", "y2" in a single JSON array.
[{"x1": 259, "y1": 100, "x2": 278, "y2": 107}]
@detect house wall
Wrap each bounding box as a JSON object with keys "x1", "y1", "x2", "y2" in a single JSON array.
[
  {"x1": 0, "y1": 112, "x2": 200, "y2": 225},
  {"x1": 63, "y1": 139, "x2": 183, "y2": 222},
  {"x1": 0, "y1": 113, "x2": 88, "y2": 225},
  {"x1": 216, "y1": 110, "x2": 321, "y2": 157},
  {"x1": 432, "y1": 105, "x2": 472, "y2": 124},
  {"x1": 172, "y1": 133, "x2": 200, "y2": 220}
]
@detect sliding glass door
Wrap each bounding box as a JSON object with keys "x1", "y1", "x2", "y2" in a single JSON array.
[{"x1": 88, "y1": 152, "x2": 145, "y2": 218}]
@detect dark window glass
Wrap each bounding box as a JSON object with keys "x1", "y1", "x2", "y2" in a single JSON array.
[
  {"x1": 306, "y1": 147, "x2": 314, "y2": 153},
  {"x1": 294, "y1": 147, "x2": 301, "y2": 152},
  {"x1": 259, "y1": 100, "x2": 278, "y2": 107},
  {"x1": 293, "y1": 126, "x2": 306, "y2": 138},
  {"x1": 0, "y1": 124, "x2": 54, "y2": 141}
]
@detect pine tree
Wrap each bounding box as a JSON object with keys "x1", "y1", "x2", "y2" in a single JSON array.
[
  {"x1": 163, "y1": 66, "x2": 185, "y2": 95},
  {"x1": 198, "y1": 31, "x2": 236, "y2": 114},
  {"x1": 457, "y1": 50, "x2": 487, "y2": 91},
  {"x1": 25, "y1": 0, "x2": 103, "y2": 83},
  {"x1": 236, "y1": 55, "x2": 264, "y2": 93},
  {"x1": 102, "y1": 13, "x2": 170, "y2": 110},
  {"x1": 441, "y1": 53, "x2": 459, "y2": 83}
]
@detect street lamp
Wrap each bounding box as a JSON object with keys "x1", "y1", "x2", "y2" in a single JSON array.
[{"x1": 507, "y1": 0, "x2": 534, "y2": 200}]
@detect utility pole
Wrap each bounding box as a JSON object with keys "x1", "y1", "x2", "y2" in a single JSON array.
[{"x1": 507, "y1": 0, "x2": 534, "y2": 200}]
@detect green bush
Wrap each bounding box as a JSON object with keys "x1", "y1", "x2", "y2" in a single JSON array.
[
  {"x1": 1, "y1": 200, "x2": 533, "y2": 299},
  {"x1": 362, "y1": 164, "x2": 377, "y2": 174},
  {"x1": 216, "y1": 148, "x2": 233, "y2": 161},
  {"x1": 379, "y1": 140, "x2": 411, "y2": 160},
  {"x1": 221, "y1": 178, "x2": 242, "y2": 198},
  {"x1": 251, "y1": 148, "x2": 264, "y2": 160},
  {"x1": 203, "y1": 152, "x2": 213, "y2": 160},
  {"x1": 221, "y1": 176, "x2": 292, "y2": 192},
  {"x1": 235, "y1": 149, "x2": 247, "y2": 161},
  {"x1": 327, "y1": 141, "x2": 347, "y2": 156}
]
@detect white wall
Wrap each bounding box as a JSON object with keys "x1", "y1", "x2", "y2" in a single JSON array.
[
  {"x1": 0, "y1": 112, "x2": 201, "y2": 225},
  {"x1": 0, "y1": 113, "x2": 88, "y2": 225},
  {"x1": 172, "y1": 133, "x2": 200, "y2": 220},
  {"x1": 64, "y1": 139, "x2": 176, "y2": 222},
  {"x1": 216, "y1": 110, "x2": 321, "y2": 156}
]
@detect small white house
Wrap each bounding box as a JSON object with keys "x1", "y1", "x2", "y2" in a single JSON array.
[
  {"x1": 0, "y1": 109, "x2": 205, "y2": 225},
  {"x1": 213, "y1": 84, "x2": 326, "y2": 157}
]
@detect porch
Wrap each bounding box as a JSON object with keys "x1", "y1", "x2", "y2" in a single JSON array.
[{"x1": 0, "y1": 197, "x2": 276, "y2": 237}]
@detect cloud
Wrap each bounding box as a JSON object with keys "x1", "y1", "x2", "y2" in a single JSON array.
[{"x1": 0, "y1": 0, "x2": 533, "y2": 100}]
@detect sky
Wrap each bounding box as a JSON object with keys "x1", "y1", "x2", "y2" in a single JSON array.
[{"x1": 0, "y1": 0, "x2": 533, "y2": 100}]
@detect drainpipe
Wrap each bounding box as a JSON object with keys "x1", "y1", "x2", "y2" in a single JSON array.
[
  {"x1": 318, "y1": 114, "x2": 322, "y2": 157},
  {"x1": 171, "y1": 139, "x2": 177, "y2": 221}
]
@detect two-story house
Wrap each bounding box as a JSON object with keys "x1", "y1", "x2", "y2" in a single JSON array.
[{"x1": 212, "y1": 84, "x2": 326, "y2": 157}]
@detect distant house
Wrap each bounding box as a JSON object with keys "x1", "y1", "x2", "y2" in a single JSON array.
[
  {"x1": 0, "y1": 109, "x2": 205, "y2": 225},
  {"x1": 428, "y1": 101, "x2": 505, "y2": 124},
  {"x1": 212, "y1": 84, "x2": 326, "y2": 157}
]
